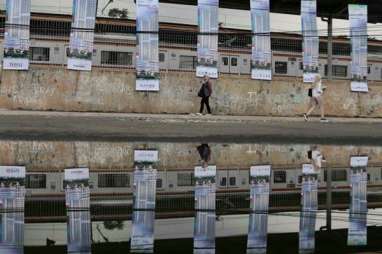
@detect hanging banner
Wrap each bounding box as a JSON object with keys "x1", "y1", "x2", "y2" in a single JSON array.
[
  {"x1": 134, "y1": 150, "x2": 159, "y2": 163},
  {"x1": 196, "y1": 0, "x2": 219, "y2": 79},
  {"x1": 136, "y1": 0, "x2": 160, "y2": 91},
  {"x1": 67, "y1": 0, "x2": 97, "y2": 71},
  {"x1": 0, "y1": 166, "x2": 26, "y2": 254},
  {"x1": 194, "y1": 166, "x2": 216, "y2": 254},
  {"x1": 131, "y1": 166, "x2": 157, "y2": 253},
  {"x1": 299, "y1": 164, "x2": 318, "y2": 254},
  {"x1": 301, "y1": 0, "x2": 319, "y2": 83},
  {"x1": 250, "y1": 0, "x2": 272, "y2": 81},
  {"x1": 349, "y1": 5, "x2": 368, "y2": 93},
  {"x1": 3, "y1": 0, "x2": 31, "y2": 70},
  {"x1": 64, "y1": 168, "x2": 92, "y2": 254},
  {"x1": 348, "y1": 156, "x2": 368, "y2": 246},
  {"x1": 247, "y1": 165, "x2": 271, "y2": 254}
]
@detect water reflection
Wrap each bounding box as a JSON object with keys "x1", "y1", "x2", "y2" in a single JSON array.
[{"x1": 0, "y1": 166, "x2": 25, "y2": 254}]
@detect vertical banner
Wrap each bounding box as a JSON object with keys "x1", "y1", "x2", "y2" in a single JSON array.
[
  {"x1": 250, "y1": 0, "x2": 272, "y2": 81},
  {"x1": 0, "y1": 166, "x2": 26, "y2": 254},
  {"x1": 136, "y1": 0, "x2": 160, "y2": 92},
  {"x1": 3, "y1": 0, "x2": 31, "y2": 70},
  {"x1": 247, "y1": 165, "x2": 271, "y2": 254},
  {"x1": 348, "y1": 156, "x2": 368, "y2": 246},
  {"x1": 67, "y1": 0, "x2": 97, "y2": 71},
  {"x1": 301, "y1": 0, "x2": 319, "y2": 83},
  {"x1": 196, "y1": 0, "x2": 219, "y2": 79},
  {"x1": 299, "y1": 164, "x2": 318, "y2": 254},
  {"x1": 349, "y1": 5, "x2": 368, "y2": 93},
  {"x1": 194, "y1": 166, "x2": 216, "y2": 254},
  {"x1": 64, "y1": 168, "x2": 92, "y2": 254},
  {"x1": 130, "y1": 166, "x2": 157, "y2": 253}
]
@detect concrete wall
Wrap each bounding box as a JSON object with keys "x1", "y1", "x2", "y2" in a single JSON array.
[
  {"x1": 0, "y1": 66, "x2": 381, "y2": 117},
  {"x1": 0, "y1": 141, "x2": 381, "y2": 171}
]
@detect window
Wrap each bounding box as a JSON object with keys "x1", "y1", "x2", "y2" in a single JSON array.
[
  {"x1": 26, "y1": 174, "x2": 46, "y2": 189},
  {"x1": 222, "y1": 57, "x2": 229, "y2": 66},
  {"x1": 324, "y1": 65, "x2": 347, "y2": 77},
  {"x1": 101, "y1": 51, "x2": 133, "y2": 66},
  {"x1": 273, "y1": 171, "x2": 286, "y2": 183},
  {"x1": 220, "y1": 177, "x2": 227, "y2": 186},
  {"x1": 275, "y1": 61, "x2": 288, "y2": 74},
  {"x1": 156, "y1": 178, "x2": 163, "y2": 188},
  {"x1": 368, "y1": 65, "x2": 371, "y2": 74},
  {"x1": 159, "y1": 52, "x2": 165, "y2": 62},
  {"x1": 179, "y1": 55, "x2": 197, "y2": 69},
  {"x1": 98, "y1": 174, "x2": 130, "y2": 188},
  {"x1": 29, "y1": 47, "x2": 50, "y2": 61},
  {"x1": 324, "y1": 170, "x2": 347, "y2": 182},
  {"x1": 177, "y1": 173, "x2": 194, "y2": 187},
  {"x1": 231, "y1": 57, "x2": 238, "y2": 67},
  {"x1": 229, "y1": 177, "x2": 236, "y2": 186}
]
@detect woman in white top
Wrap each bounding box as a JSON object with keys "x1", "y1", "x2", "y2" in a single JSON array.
[{"x1": 303, "y1": 74, "x2": 328, "y2": 122}]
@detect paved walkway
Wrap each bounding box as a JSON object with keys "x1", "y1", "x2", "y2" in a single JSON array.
[{"x1": 0, "y1": 110, "x2": 381, "y2": 144}]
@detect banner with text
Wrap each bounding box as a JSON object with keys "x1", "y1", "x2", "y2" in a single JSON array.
[
  {"x1": 194, "y1": 166, "x2": 216, "y2": 254},
  {"x1": 136, "y1": 0, "x2": 160, "y2": 91},
  {"x1": 3, "y1": 0, "x2": 31, "y2": 70},
  {"x1": 247, "y1": 165, "x2": 271, "y2": 254},
  {"x1": 349, "y1": 5, "x2": 368, "y2": 93},
  {"x1": 196, "y1": 0, "x2": 219, "y2": 79},
  {"x1": 299, "y1": 165, "x2": 318, "y2": 254},
  {"x1": 250, "y1": 0, "x2": 272, "y2": 81},
  {"x1": 67, "y1": 0, "x2": 97, "y2": 71},
  {"x1": 0, "y1": 166, "x2": 26, "y2": 254},
  {"x1": 64, "y1": 168, "x2": 91, "y2": 254},
  {"x1": 348, "y1": 156, "x2": 368, "y2": 246},
  {"x1": 301, "y1": 0, "x2": 319, "y2": 83},
  {"x1": 131, "y1": 167, "x2": 157, "y2": 253}
]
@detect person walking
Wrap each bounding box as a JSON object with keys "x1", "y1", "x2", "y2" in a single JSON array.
[
  {"x1": 197, "y1": 75, "x2": 212, "y2": 115},
  {"x1": 303, "y1": 74, "x2": 328, "y2": 122}
]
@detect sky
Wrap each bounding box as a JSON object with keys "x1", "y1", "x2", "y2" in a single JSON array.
[{"x1": 0, "y1": 0, "x2": 381, "y2": 38}]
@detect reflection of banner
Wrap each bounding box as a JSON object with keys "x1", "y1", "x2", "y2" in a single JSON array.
[
  {"x1": 196, "y1": 0, "x2": 219, "y2": 79},
  {"x1": 250, "y1": 0, "x2": 271, "y2": 81},
  {"x1": 299, "y1": 164, "x2": 318, "y2": 254},
  {"x1": 194, "y1": 166, "x2": 216, "y2": 254},
  {"x1": 136, "y1": 0, "x2": 160, "y2": 91},
  {"x1": 348, "y1": 156, "x2": 368, "y2": 246},
  {"x1": 67, "y1": 0, "x2": 97, "y2": 71},
  {"x1": 131, "y1": 166, "x2": 157, "y2": 253},
  {"x1": 3, "y1": 0, "x2": 31, "y2": 70},
  {"x1": 301, "y1": 0, "x2": 319, "y2": 83},
  {"x1": 0, "y1": 166, "x2": 26, "y2": 254},
  {"x1": 64, "y1": 168, "x2": 91, "y2": 254},
  {"x1": 247, "y1": 165, "x2": 271, "y2": 254},
  {"x1": 349, "y1": 5, "x2": 368, "y2": 93}
]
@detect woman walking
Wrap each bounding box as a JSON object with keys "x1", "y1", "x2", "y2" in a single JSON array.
[
  {"x1": 197, "y1": 75, "x2": 212, "y2": 115},
  {"x1": 303, "y1": 74, "x2": 328, "y2": 122}
]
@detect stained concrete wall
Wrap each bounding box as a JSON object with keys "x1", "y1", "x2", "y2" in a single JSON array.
[
  {"x1": 0, "y1": 141, "x2": 381, "y2": 171},
  {"x1": 0, "y1": 66, "x2": 381, "y2": 117}
]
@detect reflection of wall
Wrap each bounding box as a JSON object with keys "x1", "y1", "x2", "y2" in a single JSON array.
[
  {"x1": 1, "y1": 67, "x2": 382, "y2": 117},
  {"x1": 1, "y1": 141, "x2": 382, "y2": 171}
]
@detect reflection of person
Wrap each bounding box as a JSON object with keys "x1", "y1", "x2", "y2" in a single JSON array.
[
  {"x1": 197, "y1": 75, "x2": 212, "y2": 115},
  {"x1": 197, "y1": 144, "x2": 211, "y2": 168},
  {"x1": 308, "y1": 146, "x2": 325, "y2": 173},
  {"x1": 303, "y1": 74, "x2": 328, "y2": 123}
]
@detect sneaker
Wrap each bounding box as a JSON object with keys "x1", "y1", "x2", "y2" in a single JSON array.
[
  {"x1": 196, "y1": 113, "x2": 202, "y2": 116},
  {"x1": 320, "y1": 118, "x2": 329, "y2": 123},
  {"x1": 303, "y1": 114, "x2": 309, "y2": 121}
]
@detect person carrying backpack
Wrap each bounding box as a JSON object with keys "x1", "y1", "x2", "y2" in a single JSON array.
[{"x1": 197, "y1": 75, "x2": 212, "y2": 115}]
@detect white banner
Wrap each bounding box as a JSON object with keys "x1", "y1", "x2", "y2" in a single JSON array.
[
  {"x1": 302, "y1": 164, "x2": 315, "y2": 174},
  {"x1": 350, "y1": 156, "x2": 369, "y2": 168},
  {"x1": 195, "y1": 166, "x2": 217, "y2": 178},
  {"x1": 250, "y1": 165, "x2": 271, "y2": 177},
  {"x1": 349, "y1": 4, "x2": 368, "y2": 93},
  {"x1": 250, "y1": 0, "x2": 272, "y2": 81},
  {"x1": 64, "y1": 168, "x2": 90, "y2": 181},
  {"x1": 134, "y1": 150, "x2": 159, "y2": 163},
  {"x1": 67, "y1": 0, "x2": 97, "y2": 71},
  {"x1": 3, "y1": 0, "x2": 31, "y2": 70},
  {"x1": 196, "y1": 0, "x2": 219, "y2": 79},
  {"x1": 136, "y1": 0, "x2": 160, "y2": 91},
  {"x1": 301, "y1": 0, "x2": 319, "y2": 83},
  {"x1": 0, "y1": 166, "x2": 26, "y2": 178}
]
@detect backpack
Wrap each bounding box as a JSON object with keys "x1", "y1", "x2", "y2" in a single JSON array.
[{"x1": 198, "y1": 82, "x2": 210, "y2": 97}]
